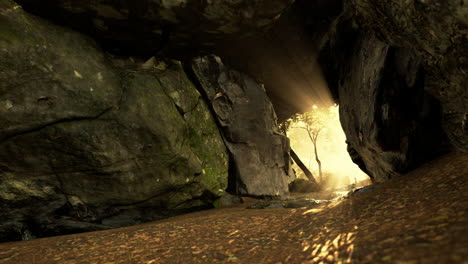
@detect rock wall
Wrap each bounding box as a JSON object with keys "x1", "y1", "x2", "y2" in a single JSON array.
[
  {"x1": 327, "y1": 0, "x2": 466, "y2": 181},
  {"x1": 336, "y1": 33, "x2": 449, "y2": 182},
  {"x1": 314, "y1": 6, "x2": 457, "y2": 181},
  {"x1": 1, "y1": 0, "x2": 464, "y2": 243},
  {"x1": 0, "y1": 1, "x2": 229, "y2": 241},
  {"x1": 348, "y1": 0, "x2": 467, "y2": 154},
  {"x1": 0, "y1": 0, "x2": 294, "y2": 242},
  {"x1": 212, "y1": 0, "x2": 462, "y2": 182},
  {"x1": 191, "y1": 56, "x2": 291, "y2": 197}
]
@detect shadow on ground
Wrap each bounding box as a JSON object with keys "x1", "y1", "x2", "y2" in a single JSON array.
[{"x1": 0, "y1": 153, "x2": 467, "y2": 264}]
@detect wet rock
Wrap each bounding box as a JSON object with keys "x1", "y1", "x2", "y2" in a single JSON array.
[
  {"x1": 0, "y1": 1, "x2": 227, "y2": 242},
  {"x1": 191, "y1": 55, "x2": 292, "y2": 197}
]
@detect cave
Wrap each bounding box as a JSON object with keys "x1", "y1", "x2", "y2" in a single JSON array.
[{"x1": 0, "y1": 0, "x2": 467, "y2": 262}]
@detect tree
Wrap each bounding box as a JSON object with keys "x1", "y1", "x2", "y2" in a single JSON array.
[
  {"x1": 291, "y1": 105, "x2": 332, "y2": 184},
  {"x1": 279, "y1": 116, "x2": 319, "y2": 185},
  {"x1": 290, "y1": 148, "x2": 319, "y2": 185}
]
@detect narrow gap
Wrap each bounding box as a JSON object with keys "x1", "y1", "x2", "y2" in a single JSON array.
[
  {"x1": 181, "y1": 60, "x2": 240, "y2": 196},
  {"x1": 284, "y1": 104, "x2": 370, "y2": 196}
]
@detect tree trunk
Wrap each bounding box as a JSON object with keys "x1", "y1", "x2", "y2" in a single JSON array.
[
  {"x1": 290, "y1": 148, "x2": 318, "y2": 184},
  {"x1": 313, "y1": 140, "x2": 323, "y2": 183}
]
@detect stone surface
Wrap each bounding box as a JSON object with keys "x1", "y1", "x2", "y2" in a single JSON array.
[
  {"x1": 0, "y1": 1, "x2": 228, "y2": 242},
  {"x1": 289, "y1": 178, "x2": 321, "y2": 193},
  {"x1": 311, "y1": 0, "x2": 464, "y2": 182},
  {"x1": 335, "y1": 33, "x2": 449, "y2": 182},
  {"x1": 1, "y1": 0, "x2": 465, "y2": 243},
  {"x1": 349, "y1": 185, "x2": 381, "y2": 198},
  {"x1": 215, "y1": 0, "x2": 463, "y2": 183},
  {"x1": 296, "y1": 0, "x2": 457, "y2": 182},
  {"x1": 191, "y1": 55, "x2": 292, "y2": 197},
  {"x1": 348, "y1": 0, "x2": 468, "y2": 154},
  {"x1": 213, "y1": 193, "x2": 243, "y2": 209},
  {"x1": 14, "y1": 0, "x2": 294, "y2": 56}
]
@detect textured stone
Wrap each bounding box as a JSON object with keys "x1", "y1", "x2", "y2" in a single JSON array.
[
  {"x1": 289, "y1": 178, "x2": 321, "y2": 193},
  {"x1": 213, "y1": 193, "x2": 243, "y2": 208},
  {"x1": 336, "y1": 33, "x2": 449, "y2": 182},
  {"x1": 0, "y1": 1, "x2": 228, "y2": 242},
  {"x1": 348, "y1": 0, "x2": 468, "y2": 153},
  {"x1": 13, "y1": 0, "x2": 294, "y2": 56},
  {"x1": 191, "y1": 56, "x2": 292, "y2": 197}
]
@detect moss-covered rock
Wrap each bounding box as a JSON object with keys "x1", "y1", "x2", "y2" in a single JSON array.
[
  {"x1": 0, "y1": 1, "x2": 227, "y2": 242},
  {"x1": 192, "y1": 55, "x2": 292, "y2": 197},
  {"x1": 158, "y1": 63, "x2": 229, "y2": 196}
]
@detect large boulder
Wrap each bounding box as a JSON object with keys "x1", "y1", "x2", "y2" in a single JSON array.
[
  {"x1": 289, "y1": 178, "x2": 321, "y2": 193},
  {"x1": 191, "y1": 55, "x2": 292, "y2": 197},
  {"x1": 14, "y1": 0, "x2": 294, "y2": 56},
  {"x1": 0, "y1": 1, "x2": 228, "y2": 242}
]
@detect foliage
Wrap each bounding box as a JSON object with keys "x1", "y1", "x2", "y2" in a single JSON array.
[
  {"x1": 279, "y1": 105, "x2": 338, "y2": 136},
  {"x1": 280, "y1": 105, "x2": 339, "y2": 183}
]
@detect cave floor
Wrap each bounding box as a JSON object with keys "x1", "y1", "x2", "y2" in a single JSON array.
[{"x1": 1, "y1": 153, "x2": 467, "y2": 264}]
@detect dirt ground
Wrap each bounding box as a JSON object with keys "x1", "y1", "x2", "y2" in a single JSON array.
[{"x1": 0, "y1": 153, "x2": 467, "y2": 264}]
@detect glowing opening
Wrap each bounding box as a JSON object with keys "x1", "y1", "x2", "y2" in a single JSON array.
[{"x1": 286, "y1": 104, "x2": 370, "y2": 190}]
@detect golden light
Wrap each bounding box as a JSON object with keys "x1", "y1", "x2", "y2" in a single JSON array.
[
  {"x1": 302, "y1": 228, "x2": 358, "y2": 264},
  {"x1": 288, "y1": 105, "x2": 369, "y2": 189}
]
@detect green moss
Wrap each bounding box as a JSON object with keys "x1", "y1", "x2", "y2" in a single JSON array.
[
  {"x1": 201, "y1": 167, "x2": 224, "y2": 195},
  {"x1": 0, "y1": 26, "x2": 19, "y2": 44},
  {"x1": 157, "y1": 67, "x2": 229, "y2": 197},
  {"x1": 184, "y1": 105, "x2": 228, "y2": 195}
]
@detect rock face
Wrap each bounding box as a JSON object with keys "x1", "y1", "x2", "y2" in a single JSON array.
[
  {"x1": 14, "y1": 0, "x2": 294, "y2": 56},
  {"x1": 0, "y1": 1, "x2": 228, "y2": 242},
  {"x1": 311, "y1": 1, "x2": 452, "y2": 182},
  {"x1": 320, "y1": 0, "x2": 467, "y2": 181},
  {"x1": 215, "y1": 0, "x2": 461, "y2": 182},
  {"x1": 191, "y1": 56, "x2": 291, "y2": 197},
  {"x1": 336, "y1": 33, "x2": 449, "y2": 182},
  {"x1": 1, "y1": 0, "x2": 465, "y2": 243},
  {"x1": 348, "y1": 0, "x2": 468, "y2": 154}
]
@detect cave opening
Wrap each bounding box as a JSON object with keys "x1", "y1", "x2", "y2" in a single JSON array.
[
  {"x1": 284, "y1": 104, "x2": 370, "y2": 193},
  {"x1": 1, "y1": 1, "x2": 467, "y2": 261}
]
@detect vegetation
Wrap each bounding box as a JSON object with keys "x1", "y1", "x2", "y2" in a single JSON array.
[{"x1": 281, "y1": 105, "x2": 337, "y2": 184}]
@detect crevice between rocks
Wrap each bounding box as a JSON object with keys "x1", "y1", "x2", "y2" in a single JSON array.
[
  {"x1": 0, "y1": 106, "x2": 113, "y2": 145},
  {"x1": 181, "y1": 60, "x2": 244, "y2": 196}
]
